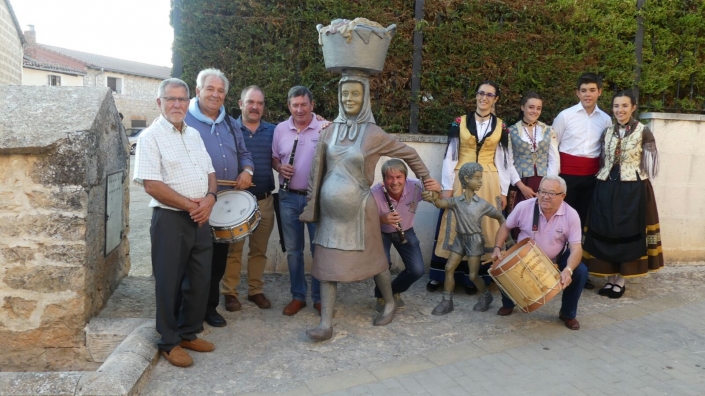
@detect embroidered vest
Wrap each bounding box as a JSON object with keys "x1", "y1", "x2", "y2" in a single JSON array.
[
  {"x1": 508, "y1": 121, "x2": 551, "y2": 178},
  {"x1": 455, "y1": 115, "x2": 503, "y2": 171},
  {"x1": 596, "y1": 122, "x2": 648, "y2": 181}
]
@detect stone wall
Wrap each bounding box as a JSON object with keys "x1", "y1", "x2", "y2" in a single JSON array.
[
  {"x1": 0, "y1": 86, "x2": 130, "y2": 371},
  {"x1": 84, "y1": 69, "x2": 162, "y2": 129},
  {"x1": 642, "y1": 113, "x2": 705, "y2": 262},
  {"x1": 0, "y1": 0, "x2": 22, "y2": 85}
]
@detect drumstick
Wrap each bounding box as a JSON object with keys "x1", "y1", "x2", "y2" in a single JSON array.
[{"x1": 217, "y1": 179, "x2": 256, "y2": 187}]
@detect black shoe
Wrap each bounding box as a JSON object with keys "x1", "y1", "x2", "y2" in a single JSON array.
[
  {"x1": 608, "y1": 284, "x2": 625, "y2": 299},
  {"x1": 465, "y1": 285, "x2": 478, "y2": 295},
  {"x1": 584, "y1": 280, "x2": 595, "y2": 290},
  {"x1": 205, "y1": 312, "x2": 226, "y2": 327},
  {"x1": 426, "y1": 280, "x2": 441, "y2": 292},
  {"x1": 598, "y1": 283, "x2": 613, "y2": 296}
]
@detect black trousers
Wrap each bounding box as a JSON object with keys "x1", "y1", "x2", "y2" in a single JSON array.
[
  {"x1": 151, "y1": 208, "x2": 212, "y2": 352},
  {"x1": 560, "y1": 173, "x2": 596, "y2": 227},
  {"x1": 206, "y1": 242, "x2": 230, "y2": 315}
]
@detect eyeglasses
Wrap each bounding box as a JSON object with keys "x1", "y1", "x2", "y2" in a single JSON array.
[
  {"x1": 537, "y1": 190, "x2": 564, "y2": 198},
  {"x1": 476, "y1": 91, "x2": 497, "y2": 98},
  {"x1": 161, "y1": 97, "x2": 189, "y2": 105}
]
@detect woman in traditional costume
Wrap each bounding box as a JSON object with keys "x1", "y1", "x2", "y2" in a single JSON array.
[
  {"x1": 583, "y1": 90, "x2": 663, "y2": 299},
  {"x1": 300, "y1": 72, "x2": 431, "y2": 340},
  {"x1": 505, "y1": 92, "x2": 560, "y2": 237},
  {"x1": 428, "y1": 81, "x2": 514, "y2": 303}
]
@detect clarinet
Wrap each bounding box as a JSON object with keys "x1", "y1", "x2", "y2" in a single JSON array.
[
  {"x1": 382, "y1": 186, "x2": 407, "y2": 244},
  {"x1": 281, "y1": 132, "x2": 300, "y2": 191}
]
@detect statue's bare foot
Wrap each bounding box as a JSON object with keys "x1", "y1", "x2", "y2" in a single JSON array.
[
  {"x1": 373, "y1": 301, "x2": 397, "y2": 326},
  {"x1": 306, "y1": 326, "x2": 333, "y2": 341},
  {"x1": 432, "y1": 298, "x2": 454, "y2": 315}
]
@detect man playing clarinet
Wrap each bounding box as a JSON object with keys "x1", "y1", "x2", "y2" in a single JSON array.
[
  {"x1": 272, "y1": 86, "x2": 324, "y2": 316},
  {"x1": 370, "y1": 159, "x2": 441, "y2": 311}
]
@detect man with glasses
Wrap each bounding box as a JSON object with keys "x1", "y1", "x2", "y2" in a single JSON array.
[
  {"x1": 491, "y1": 175, "x2": 587, "y2": 330},
  {"x1": 133, "y1": 78, "x2": 217, "y2": 367},
  {"x1": 185, "y1": 69, "x2": 254, "y2": 328}
]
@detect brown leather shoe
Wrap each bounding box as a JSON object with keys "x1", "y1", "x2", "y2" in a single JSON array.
[
  {"x1": 559, "y1": 314, "x2": 580, "y2": 330},
  {"x1": 180, "y1": 338, "x2": 215, "y2": 352},
  {"x1": 224, "y1": 295, "x2": 241, "y2": 312},
  {"x1": 161, "y1": 346, "x2": 193, "y2": 367},
  {"x1": 313, "y1": 302, "x2": 321, "y2": 315},
  {"x1": 248, "y1": 293, "x2": 272, "y2": 309},
  {"x1": 497, "y1": 307, "x2": 513, "y2": 316},
  {"x1": 283, "y1": 299, "x2": 306, "y2": 316}
]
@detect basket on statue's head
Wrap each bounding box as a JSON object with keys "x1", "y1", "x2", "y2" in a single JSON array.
[{"x1": 317, "y1": 18, "x2": 397, "y2": 75}]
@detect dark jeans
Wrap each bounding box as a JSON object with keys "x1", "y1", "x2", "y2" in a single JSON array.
[
  {"x1": 500, "y1": 248, "x2": 587, "y2": 319},
  {"x1": 560, "y1": 173, "x2": 596, "y2": 227},
  {"x1": 151, "y1": 208, "x2": 212, "y2": 352},
  {"x1": 374, "y1": 228, "x2": 425, "y2": 298}
]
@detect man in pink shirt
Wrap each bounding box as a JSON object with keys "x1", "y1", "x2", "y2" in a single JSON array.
[
  {"x1": 492, "y1": 175, "x2": 587, "y2": 330},
  {"x1": 370, "y1": 159, "x2": 440, "y2": 311},
  {"x1": 272, "y1": 86, "x2": 322, "y2": 316}
]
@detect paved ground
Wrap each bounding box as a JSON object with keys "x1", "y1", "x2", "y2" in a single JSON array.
[{"x1": 121, "y1": 159, "x2": 705, "y2": 395}]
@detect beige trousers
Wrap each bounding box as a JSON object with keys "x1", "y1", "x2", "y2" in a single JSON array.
[{"x1": 220, "y1": 194, "x2": 275, "y2": 297}]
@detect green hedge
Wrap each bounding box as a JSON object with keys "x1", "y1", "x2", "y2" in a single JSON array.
[{"x1": 173, "y1": 0, "x2": 705, "y2": 134}]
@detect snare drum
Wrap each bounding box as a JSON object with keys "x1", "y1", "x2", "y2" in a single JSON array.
[
  {"x1": 489, "y1": 239, "x2": 561, "y2": 313},
  {"x1": 209, "y1": 190, "x2": 261, "y2": 243}
]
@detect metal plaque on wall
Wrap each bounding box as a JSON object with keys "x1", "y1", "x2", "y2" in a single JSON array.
[{"x1": 105, "y1": 170, "x2": 124, "y2": 256}]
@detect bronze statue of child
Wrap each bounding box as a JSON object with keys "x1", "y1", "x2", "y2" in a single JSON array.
[{"x1": 422, "y1": 162, "x2": 506, "y2": 315}]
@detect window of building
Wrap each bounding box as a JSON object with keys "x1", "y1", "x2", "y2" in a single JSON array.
[
  {"x1": 107, "y1": 77, "x2": 123, "y2": 94},
  {"x1": 48, "y1": 75, "x2": 61, "y2": 86}
]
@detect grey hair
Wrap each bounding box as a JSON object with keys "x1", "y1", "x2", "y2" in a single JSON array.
[
  {"x1": 241, "y1": 85, "x2": 265, "y2": 102},
  {"x1": 459, "y1": 162, "x2": 483, "y2": 187},
  {"x1": 540, "y1": 175, "x2": 567, "y2": 193},
  {"x1": 196, "y1": 68, "x2": 230, "y2": 93},
  {"x1": 381, "y1": 159, "x2": 408, "y2": 179},
  {"x1": 287, "y1": 86, "x2": 313, "y2": 103},
  {"x1": 157, "y1": 78, "x2": 189, "y2": 99}
]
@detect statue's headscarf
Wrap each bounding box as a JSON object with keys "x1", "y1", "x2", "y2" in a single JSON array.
[{"x1": 334, "y1": 71, "x2": 375, "y2": 142}]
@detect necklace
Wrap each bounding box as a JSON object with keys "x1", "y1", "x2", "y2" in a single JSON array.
[
  {"x1": 522, "y1": 118, "x2": 537, "y2": 127},
  {"x1": 522, "y1": 124, "x2": 538, "y2": 164},
  {"x1": 475, "y1": 111, "x2": 491, "y2": 120}
]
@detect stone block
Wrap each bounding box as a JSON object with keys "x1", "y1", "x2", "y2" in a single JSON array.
[
  {"x1": 25, "y1": 187, "x2": 86, "y2": 212},
  {"x1": 86, "y1": 318, "x2": 152, "y2": 363},
  {"x1": 38, "y1": 242, "x2": 86, "y2": 265},
  {"x1": 0, "y1": 245, "x2": 35, "y2": 264},
  {"x1": 305, "y1": 368, "x2": 378, "y2": 395},
  {"x1": 369, "y1": 355, "x2": 436, "y2": 381},
  {"x1": 3, "y1": 265, "x2": 84, "y2": 293},
  {"x1": 2, "y1": 326, "x2": 84, "y2": 349},
  {"x1": 0, "y1": 348, "x2": 48, "y2": 372},
  {"x1": 1, "y1": 296, "x2": 37, "y2": 320},
  {"x1": 40, "y1": 297, "x2": 87, "y2": 328},
  {"x1": 45, "y1": 347, "x2": 100, "y2": 372},
  {"x1": 0, "y1": 212, "x2": 85, "y2": 241}
]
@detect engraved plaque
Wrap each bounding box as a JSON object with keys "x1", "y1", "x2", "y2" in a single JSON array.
[{"x1": 105, "y1": 171, "x2": 124, "y2": 256}]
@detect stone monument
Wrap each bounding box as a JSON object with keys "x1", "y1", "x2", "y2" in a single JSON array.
[{"x1": 0, "y1": 86, "x2": 131, "y2": 370}]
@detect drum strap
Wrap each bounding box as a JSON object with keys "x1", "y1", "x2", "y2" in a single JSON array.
[
  {"x1": 224, "y1": 114, "x2": 243, "y2": 173},
  {"x1": 532, "y1": 201, "x2": 540, "y2": 232}
]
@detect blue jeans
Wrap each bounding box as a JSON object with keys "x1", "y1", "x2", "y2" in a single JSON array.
[
  {"x1": 374, "y1": 228, "x2": 425, "y2": 297},
  {"x1": 279, "y1": 190, "x2": 320, "y2": 303},
  {"x1": 501, "y1": 248, "x2": 587, "y2": 319}
]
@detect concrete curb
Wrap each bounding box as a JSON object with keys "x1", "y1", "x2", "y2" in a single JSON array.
[{"x1": 0, "y1": 322, "x2": 158, "y2": 396}]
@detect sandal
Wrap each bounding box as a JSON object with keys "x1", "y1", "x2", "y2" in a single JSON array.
[
  {"x1": 598, "y1": 283, "x2": 613, "y2": 296},
  {"x1": 609, "y1": 284, "x2": 625, "y2": 299}
]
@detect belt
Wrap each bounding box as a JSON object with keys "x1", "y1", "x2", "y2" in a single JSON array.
[
  {"x1": 254, "y1": 191, "x2": 272, "y2": 201},
  {"x1": 283, "y1": 188, "x2": 307, "y2": 196}
]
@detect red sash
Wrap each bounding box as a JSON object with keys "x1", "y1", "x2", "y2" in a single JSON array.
[{"x1": 560, "y1": 152, "x2": 599, "y2": 176}]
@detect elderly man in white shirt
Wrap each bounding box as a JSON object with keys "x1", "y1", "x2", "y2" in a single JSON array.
[{"x1": 133, "y1": 78, "x2": 217, "y2": 368}]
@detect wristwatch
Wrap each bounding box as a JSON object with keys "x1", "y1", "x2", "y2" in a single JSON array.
[
  {"x1": 244, "y1": 168, "x2": 254, "y2": 176},
  {"x1": 206, "y1": 192, "x2": 218, "y2": 201}
]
